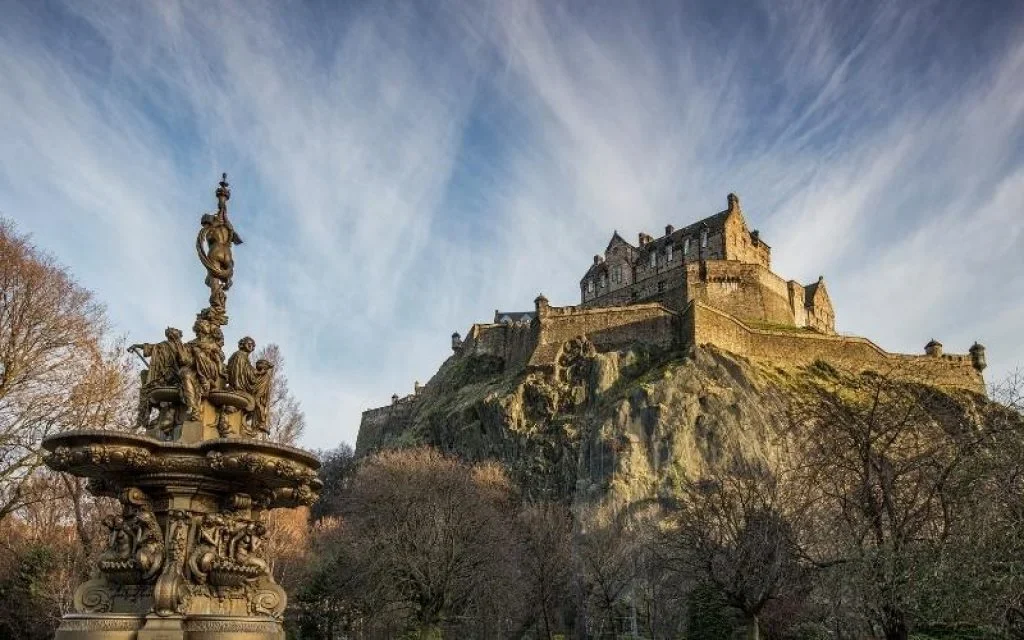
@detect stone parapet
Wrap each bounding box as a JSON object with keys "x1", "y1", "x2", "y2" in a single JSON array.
[{"x1": 684, "y1": 302, "x2": 985, "y2": 394}]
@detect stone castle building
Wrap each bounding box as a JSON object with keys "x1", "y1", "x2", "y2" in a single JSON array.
[
  {"x1": 579, "y1": 193, "x2": 835, "y2": 334},
  {"x1": 361, "y1": 193, "x2": 987, "y2": 446}
]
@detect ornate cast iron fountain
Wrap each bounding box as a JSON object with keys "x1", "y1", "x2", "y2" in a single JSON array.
[{"x1": 43, "y1": 176, "x2": 321, "y2": 640}]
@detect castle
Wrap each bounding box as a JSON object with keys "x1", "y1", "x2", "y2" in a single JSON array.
[
  {"x1": 361, "y1": 194, "x2": 987, "y2": 446},
  {"x1": 578, "y1": 193, "x2": 834, "y2": 333}
]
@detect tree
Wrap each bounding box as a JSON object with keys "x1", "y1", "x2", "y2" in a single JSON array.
[
  {"x1": 787, "y1": 367, "x2": 996, "y2": 640},
  {"x1": 0, "y1": 219, "x2": 128, "y2": 520},
  {"x1": 310, "y1": 443, "x2": 356, "y2": 522},
  {"x1": 576, "y1": 514, "x2": 643, "y2": 639},
  {"x1": 254, "y1": 343, "x2": 305, "y2": 446},
  {"x1": 662, "y1": 460, "x2": 810, "y2": 640},
  {"x1": 515, "y1": 502, "x2": 573, "y2": 639},
  {"x1": 337, "y1": 447, "x2": 520, "y2": 638}
]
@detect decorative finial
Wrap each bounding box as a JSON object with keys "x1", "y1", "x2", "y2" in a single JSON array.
[
  {"x1": 216, "y1": 173, "x2": 231, "y2": 213},
  {"x1": 727, "y1": 193, "x2": 740, "y2": 211}
]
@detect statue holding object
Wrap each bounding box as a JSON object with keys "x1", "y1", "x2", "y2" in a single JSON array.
[{"x1": 227, "y1": 336, "x2": 275, "y2": 436}]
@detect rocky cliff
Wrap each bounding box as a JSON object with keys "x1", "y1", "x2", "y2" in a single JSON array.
[{"x1": 356, "y1": 336, "x2": 992, "y2": 513}]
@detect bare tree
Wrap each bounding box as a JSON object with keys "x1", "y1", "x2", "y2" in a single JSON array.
[
  {"x1": 516, "y1": 502, "x2": 573, "y2": 639},
  {"x1": 254, "y1": 343, "x2": 305, "y2": 446},
  {"x1": 0, "y1": 219, "x2": 124, "y2": 520},
  {"x1": 339, "y1": 447, "x2": 520, "y2": 638},
  {"x1": 310, "y1": 443, "x2": 356, "y2": 522},
  {"x1": 787, "y1": 367, "x2": 990, "y2": 640},
  {"x1": 576, "y1": 514, "x2": 643, "y2": 639},
  {"x1": 661, "y1": 460, "x2": 810, "y2": 640}
]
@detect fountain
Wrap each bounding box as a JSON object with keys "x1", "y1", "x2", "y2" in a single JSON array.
[{"x1": 42, "y1": 175, "x2": 321, "y2": 639}]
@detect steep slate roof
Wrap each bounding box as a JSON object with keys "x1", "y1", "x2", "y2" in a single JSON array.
[
  {"x1": 605, "y1": 230, "x2": 636, "y2": 252},
  {"x1": 639, "y1": 210, "x2": 731, "y2": 257},
  {"x1": 494, "y1": 311, "x2": 535, "y2": 324},
  {"x1": 581, "y1": 260, "x2": 609, "y2": 281}
]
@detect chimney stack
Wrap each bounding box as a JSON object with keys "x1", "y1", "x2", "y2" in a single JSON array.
[{"x1": 665, "y1": 225, "x2": 675, "y2": 235}]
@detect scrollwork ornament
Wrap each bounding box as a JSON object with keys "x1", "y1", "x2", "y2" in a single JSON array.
[
  {"x1": 73, "y1": 577, "x2": 114, "y2": 613},
  {"x1": 248, "y1": 580, "x2": 287, "y2": 619}
]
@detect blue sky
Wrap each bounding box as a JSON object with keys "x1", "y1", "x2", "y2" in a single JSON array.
[{"x1": 2, "y1": 0, "x2": 1023, "y2": 450}]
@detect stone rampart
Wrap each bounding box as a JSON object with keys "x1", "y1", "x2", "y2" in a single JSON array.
[
  {"x1": 461, "y1": 321, "x2": 538, "y2": 371},
  {"x1": 530, "y1": 302, "x2": 678, "y2": 368},
  {"x1": 684, "y1": 302, "x2": 985, "y2": 393},
  {"x1": 356, "y1": 395, "x2": 418, "y2": 454}
]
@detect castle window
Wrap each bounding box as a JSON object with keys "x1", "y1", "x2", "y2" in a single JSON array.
[
  {"x1": 587, "y1": 279, "x2": 594, "y2": 294},
  {"x1": 612, "y1": 264, "x2": 622, "y2": 284},
  {"x1": 683, "y1": 238, "x2": 690, "y2": 255},
  {"x1": 599, "y1": 273, "x2": 607, "y2": 288},
  {"x1": 649, "y1": 252, "x2": 656, "y2": 268},
  {"x1": 658, "y1": 280, "x2": 666, "y2": 293},
  {"x1": 666, "y1": 244, "x2": 674, "y2": 262},
  {"x1": 701, "y1": 229, "x2": 708, "y2": 248}
]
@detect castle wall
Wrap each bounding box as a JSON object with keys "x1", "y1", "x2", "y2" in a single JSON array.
[
  {"x1": 531, "y1": 302, "x2": 678, "y2": 368},
  {"x1": 462, "y1": 322, "x2": 538, "y2": 371},
  {"x1": 685, "y1": 302, "x2": 985, "y2": 393},
  {"x1": 356, "y1": 395, "x2": 418, "y2": 454},
  {"x1": 685, "y1": 262, "x2": 796, "y2": 327},
  {"x1": 805, "y1": 285, "x2": 835, "y2": 334},
  {"x1": 787, "y1": 281, "x2": 808, "y2": 328}
]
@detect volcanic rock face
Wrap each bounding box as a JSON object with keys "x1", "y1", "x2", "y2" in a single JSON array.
[
  {"x1": 357, "y1": 340, "x2": 861, "y2": 510},
  {"x1": 357, "y1": 334, "x2": 1007, "y2": 521}
]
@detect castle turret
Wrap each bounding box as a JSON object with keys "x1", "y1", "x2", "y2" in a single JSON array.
[
  {"x1": 970, "y1": 342, "x2": 987, "y2": 372},
  {"x1": 925, "y1": 339, "x2": 943, "y2": 357},
  {"x1": 535, "y1": 293, "x2": 549, "y2": 317}
]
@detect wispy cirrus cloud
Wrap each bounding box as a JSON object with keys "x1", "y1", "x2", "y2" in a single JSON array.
[{"x1": 1, "y1": 0, "x2": 1021, "y2": 448}]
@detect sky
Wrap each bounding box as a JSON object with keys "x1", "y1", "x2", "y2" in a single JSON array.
[{"x1": 1, "y1": 0, "x2": 1023, "y2": 451}]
